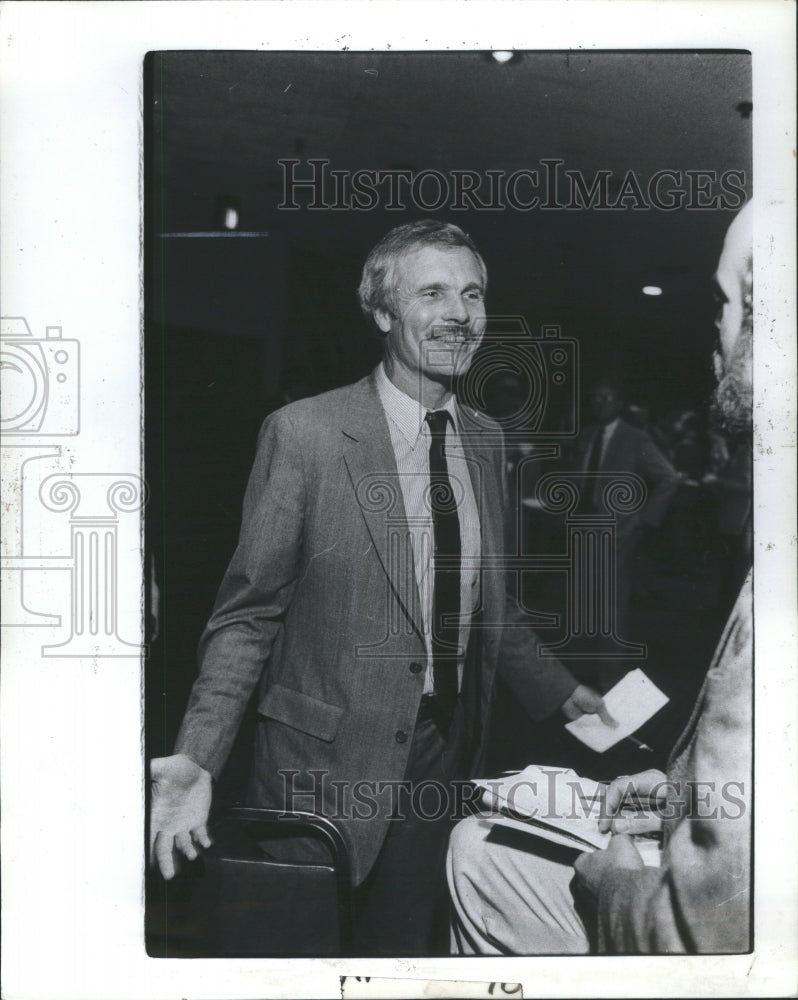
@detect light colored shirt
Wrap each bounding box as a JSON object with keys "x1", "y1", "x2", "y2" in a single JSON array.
[
  {"x1": 583, "y1": 417, "x2": 621, "y2": 472},
  {"x1": 375, "y1": 363, "x2": 481, "y2": 694}
]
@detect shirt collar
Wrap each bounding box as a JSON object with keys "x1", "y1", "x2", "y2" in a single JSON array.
[{"x1": 375, "y1": 363, "x2": 459, "y2": 445}]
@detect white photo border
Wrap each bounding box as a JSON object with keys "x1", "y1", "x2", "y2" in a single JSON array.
[{"x1": 1, "y1": 2, "x2": 795, "y2": 998}]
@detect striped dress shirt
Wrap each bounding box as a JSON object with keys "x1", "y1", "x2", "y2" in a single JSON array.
[{"x1": 375, "y1": 363, "x2": 481, "y2": 694}]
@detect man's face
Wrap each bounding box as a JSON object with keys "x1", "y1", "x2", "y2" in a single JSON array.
[
  {"x1": 376, "y1": 245, "x2": 486, "y2": 395},
  {"x1": 589, "y1": 383, "x2": 623, "y2": 425},
  {"x1": 711, "y1": 209, "x2": 753, "y2": 434}
]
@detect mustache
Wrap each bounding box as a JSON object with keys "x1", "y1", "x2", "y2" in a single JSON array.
[{"x1": 427, "y1": 322, "x2": 483, "y2": 341}]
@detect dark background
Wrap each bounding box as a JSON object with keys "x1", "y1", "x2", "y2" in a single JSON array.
[{"x1": 144, "y1": 50, "x2": 752, "y2": 794}]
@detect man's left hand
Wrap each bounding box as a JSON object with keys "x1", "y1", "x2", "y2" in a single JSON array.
[
  {"x1": 573, "y1": 834, "x2": 644, "y2": 896},
  {"x1": 561, "y1": 684, "x2": 617, "y2": 726}
]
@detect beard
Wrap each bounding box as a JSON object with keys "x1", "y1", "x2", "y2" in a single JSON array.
[{"x1": 710, "y1": 331, "x2": 752, "y2": 437}]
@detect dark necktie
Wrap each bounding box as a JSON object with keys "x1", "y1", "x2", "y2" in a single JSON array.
[
  {"x1": 425, "y1": 410, "x2": 461, "y2": 717},
  {"x1": 577, "y1": 425, "x2": 605, "y2": 513}
]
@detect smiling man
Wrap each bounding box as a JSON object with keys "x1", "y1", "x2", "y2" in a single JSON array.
[
  {"x1": 371, "y1": 240, "x2": 487, "y2": 403},
  {"x1": 149, "y1": 219, "x2": 607, "y2": 955}
]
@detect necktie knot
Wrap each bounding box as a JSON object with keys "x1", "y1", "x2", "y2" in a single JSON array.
[{"x1": 425, "y1": 409, "x2": 451, "y2": 437}]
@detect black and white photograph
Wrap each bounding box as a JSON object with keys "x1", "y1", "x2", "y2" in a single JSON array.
[{"x1": 1, "y1": 4, "x2": 796, "y2": 999}]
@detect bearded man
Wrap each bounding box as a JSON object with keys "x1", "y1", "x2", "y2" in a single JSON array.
[{"x1": 447, "y1": 201, "x2": 754, "y2": 955}]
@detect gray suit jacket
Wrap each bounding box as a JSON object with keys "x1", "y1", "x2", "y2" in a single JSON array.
[{"x1": 176, "y1": 370, "x2": 577, "y2": 883}]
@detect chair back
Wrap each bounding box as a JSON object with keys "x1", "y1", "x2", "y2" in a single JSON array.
[{"x1": 146, "y1": 807, "x2": 353, "y2": 957}]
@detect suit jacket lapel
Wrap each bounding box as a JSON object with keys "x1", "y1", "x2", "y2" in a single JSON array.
[
  {"x1": 342, "y1": 372, "x2": 424, "y2": 638},
  {"x1": 340, "y1": 378, "x2": 506, "y2": 653}
]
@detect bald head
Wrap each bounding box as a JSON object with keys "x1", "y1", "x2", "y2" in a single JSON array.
[
  {"x1": 715, "y1": 199, "x2": 754, "y2": 367},
  {"x1": 712, "y1": 200, "x2": 753, "y2": 434}
]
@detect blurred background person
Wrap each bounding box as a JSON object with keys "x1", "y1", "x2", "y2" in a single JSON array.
[
  {"x1": 568, "y1": 373, "x2": 680, "y2": 690},
  {"x1": 657, "y1": 409, "x2": 709, "y2": 578}
]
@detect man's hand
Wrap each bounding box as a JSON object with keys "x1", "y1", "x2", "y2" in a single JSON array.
[
  {"x1": 599, "y1": 768, "x2": 667, "y2": 835},
  {"x1": 149, "y1": 754, "x2": 213, "y2": 879},
  {"x1": 561, "y1": 684, "x2": 617, "y2": 727},
  {"x1": 573, "y1": 834, "x2": 644, "y2": 897}
]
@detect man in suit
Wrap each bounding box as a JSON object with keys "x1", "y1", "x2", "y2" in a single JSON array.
[
  {"x1": 448, "y1": 200, "x2": 753, "y2": 955},
  {"x1": 572, "y1": 374, "x2": 679, "y2": 689},
  {"x1": 149, "y1": 219, "x2": 610, "y2": 955}
]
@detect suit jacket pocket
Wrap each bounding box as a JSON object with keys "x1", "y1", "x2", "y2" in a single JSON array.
[{"x1": 258, "y1": 683, "x2": 344, "y2": 743}]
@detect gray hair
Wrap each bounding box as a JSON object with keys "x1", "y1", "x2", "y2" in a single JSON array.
[{"x1": 357, "y1": 219, "x2": 487, "y2": 330}]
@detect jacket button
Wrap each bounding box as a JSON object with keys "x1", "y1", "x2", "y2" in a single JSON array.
[
  {"x1": 409, "y1": 661, "x2": 423, "y2": 674},
  {"x1": 395, "y1": 730, "x2": 408, "y2": 744}
]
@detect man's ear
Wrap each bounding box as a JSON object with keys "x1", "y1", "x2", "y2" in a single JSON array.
[{"x1": 374, "y1": 309, "x2": 393, "y2": 335}]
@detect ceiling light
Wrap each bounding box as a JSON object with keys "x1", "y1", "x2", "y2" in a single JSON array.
[
  {"x1": 215, "y1": 195, "x2": 241, "y2": 231},
  {"x1": 642, "y1": 286, "x2": 663, "y2": 296},
  {"x1": 491, "y1": 51, "x2": 515, "y2": 64}
]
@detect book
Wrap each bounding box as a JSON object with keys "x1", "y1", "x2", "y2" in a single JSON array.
[{"x1": 473, "y1": 764, "x2": 662, "y2": 866}]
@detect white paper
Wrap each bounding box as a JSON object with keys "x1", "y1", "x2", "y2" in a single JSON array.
[
  {"x1": 564, "y1": 668, "x2": 669, "y2": 752},
  {"x1": 474, "y1": 764, "x2": 662, "y2": 866},
  {"x1": 475, "y1": 764, "x2": 610, "y2": 849}
]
